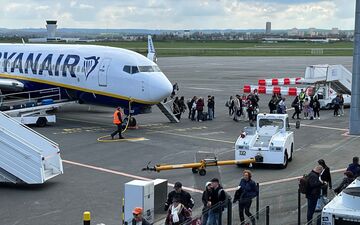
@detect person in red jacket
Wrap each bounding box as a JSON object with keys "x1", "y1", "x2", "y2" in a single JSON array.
[{"x1": 196, "y1": 97, "x2": 205, "y2": 122}]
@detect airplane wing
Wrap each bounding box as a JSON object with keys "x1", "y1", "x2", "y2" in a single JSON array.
[
  {"x1": 147, "y1": 35, "x2": 157, "y2": 63},
  {"x1": 0, "y1": 79, "x2": 24, "y2": 92}
]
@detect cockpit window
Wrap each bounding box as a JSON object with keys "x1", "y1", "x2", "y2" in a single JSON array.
[
  {"x1": 123, "y1": 65, "x2": 161, "y2": 74},
  {"x1": 138, "y1": 66, "x2": 154, "y2": 72},
  {"x1": 138, "y1": 65, "x2": 162, "y2": 73},
  {"x1": 131, "y1": 66, "x2": 139, "y2": 74},
  {"x1": 123, "y1": 65, "x2": 131, "y2": 73}
]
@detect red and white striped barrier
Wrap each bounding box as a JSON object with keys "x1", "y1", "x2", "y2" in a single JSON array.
[
  {"x1": 258, "y1": 77, "x2": 304, "y2": 86},
  {"x1": 243, "y1": 85, "x2": 302, "y2": 96}
]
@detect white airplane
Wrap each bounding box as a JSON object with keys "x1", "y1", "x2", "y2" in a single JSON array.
[{"x1": 0, "y1": 36, "x2": 173, "y2": 123}]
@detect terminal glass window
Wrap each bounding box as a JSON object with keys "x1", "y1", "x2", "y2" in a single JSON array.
[{"x1": 259, "y1": 119, "x2": 284, "y2": 129}]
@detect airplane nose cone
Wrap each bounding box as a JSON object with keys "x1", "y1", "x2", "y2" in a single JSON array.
[{"x1": 150, "y1": 73, "x2": 173, "y2": 102}]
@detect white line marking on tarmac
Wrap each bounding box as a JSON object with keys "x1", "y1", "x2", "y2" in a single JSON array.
[
  {"x1": 342, "y1": 132, "x2": 360, "y2": 138},
  {"x1": 289, "y1": 123, "x2": 348, "y2": 131},
  {"x1": 62, "y1": 160, "x2": 203, "y2": 194},
  {"x1": 153, "y1": 131, "x2": 235, "y2": 144},
  {"x1": 185, "y1": 87, "x2": 223, "y2": 92}
]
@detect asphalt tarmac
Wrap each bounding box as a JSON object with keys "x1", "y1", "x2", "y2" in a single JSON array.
[{"x1": 0, "y1": 56, "x2": 358, "y2": 225}]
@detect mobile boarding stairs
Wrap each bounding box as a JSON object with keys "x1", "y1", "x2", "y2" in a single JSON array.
[{"x1": 0, "y1": 110, "x2": 63, "y2": 184}]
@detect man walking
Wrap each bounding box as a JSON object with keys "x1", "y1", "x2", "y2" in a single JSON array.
[
  {"x1": 110, "y1": 107, "x2": 124, "y2": 139},
  {"x1": 306, "y1": 165, "x2": 325, "y2": 224},
  {"x1": 165, "y1": 182, "x2": 194, "y2": 212},
  {"x1": 207, "y1": 178, "x2": 226, "y2": 225}
]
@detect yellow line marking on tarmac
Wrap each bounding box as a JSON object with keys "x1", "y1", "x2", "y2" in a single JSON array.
[
  {"x1": 152, "y1": 131, "x2": 235, "y2": 144},
  {"x1": 97, "y1": 135, "x2": 148, "y2": 142},
  {"x1": 224, "y1": 168, "x2": 346, "y2": 192},
  {"x1": 62, "y1": 160, "x2": 202, "y2": 193},
  {"x1": 289, "y1": 123, "x2": 348, "y2": 131}
]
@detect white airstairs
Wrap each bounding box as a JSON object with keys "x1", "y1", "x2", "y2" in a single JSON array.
[
  {"x1": 304, "y1": 64, "x2": 352, "y2": 95},
  {"x1": 0, "y1": 110, "x2": 63, "y2": 184},
  {"x1": 156, "y1": 100, "x2": 179, "y2": 123}
]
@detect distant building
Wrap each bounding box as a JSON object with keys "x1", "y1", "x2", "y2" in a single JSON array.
[
  {"x1": 331, "y1": 27, "x2": 340, "y2": 35},
  {"x1": 29, "y1": 20, "x2": 85, "y2": 43},
  {"x1": 266, "y1": 22, "x2": 271, "y2": 34},
  {"x1": 184, "y1": 30, "x2": 191, "y2": 38},
  {"x1": 288, "y1": 28, "x2": 299, "y2": 36},
  {"x1": 308, "y1": 27, "x2": 317, "y2": 37}
]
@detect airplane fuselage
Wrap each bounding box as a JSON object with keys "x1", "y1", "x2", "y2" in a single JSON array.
[{"x1": 0, "y1": 44, "x2": 173, "y2": 114}]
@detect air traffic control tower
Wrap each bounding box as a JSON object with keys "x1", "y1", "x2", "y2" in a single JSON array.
[{"x1": 46, "y1": 20, "x2": 57, "y2": 40}]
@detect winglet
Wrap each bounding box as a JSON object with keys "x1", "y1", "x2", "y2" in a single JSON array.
[
  {"x1": 147, "y1": 35, "x2": 157, "y2": 63},
  {"x1": 21, "y1": 38, "x2": 26, "y2": 45}
]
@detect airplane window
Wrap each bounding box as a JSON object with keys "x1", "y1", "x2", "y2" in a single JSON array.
[
  {"x1": 131, "y1": 66, "x2": 139, "y2": 74},
  {"x1": 138, "y1": 66, "x2": 154, "y2": 72},
  {"x1": 123, "y1": 65, "x2": 131, "y2": 74},
  {"x1": 153, "y1": 65, "x2": 161, "y2": 72}
]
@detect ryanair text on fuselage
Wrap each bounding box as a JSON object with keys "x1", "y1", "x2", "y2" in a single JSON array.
[{"x1": 0, "y1": 52, "x2": 99, "y2": 78}]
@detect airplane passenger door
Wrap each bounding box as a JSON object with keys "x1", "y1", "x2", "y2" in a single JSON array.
[{"x1": 98, "y1": 58, "x2": 111, "y2": 87}]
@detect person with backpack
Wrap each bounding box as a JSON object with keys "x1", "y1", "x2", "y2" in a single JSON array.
[
  {"x1": 291, "y1": 96, "x2": 301, "y2": 119},
  {"x1": 207, "y1": 178, "x2": 227, "y2": 225},
  {"x1": 299, "y1": 89, "x2": 306, "y2": 110},
  {"x1": 165, "y1": 198, "x2": 191, "y2": 225},
  {"x1": 347, "y1": 156, "x2": 360, "y2": 178},
  {"x1": 233, "y1": 95, "x2": 241, "y2": 122},
  {"x1": 306, "y1": 165, "x2": 326, "y2": 224},
  {"x1": 318, "y1": 159, "x2": 332, "y2": 197},
  {"x1": 334, "y1": 171, "x2": 355, "y2": 194},
  {"x1": 268, "y1": 94, "x2": 277, "y2": 114},
  {"x1": 339, "y1": 94, "x2": 345, "y2": 116},
  {"x1": 202, "y1": 182, "x2": 212, "y2": 225},
  {"x1": 188, "y1": 96, "x2": 197, "y2": 120},
  {"x1": 332, "y1": 95, "x2": 340, "y2": 117},
  {"x1": 233, "y1": 170, "x2": 258, "y2": 225},
  {"x1": 312, "y1": 96, "x2": 321, "y2": 119},
  {"x1": 226, "y1": 96, "x2": 234, "y2": 116},
  {"x1": 207, "y1": 95, "x2": 215, "y2": 121}
]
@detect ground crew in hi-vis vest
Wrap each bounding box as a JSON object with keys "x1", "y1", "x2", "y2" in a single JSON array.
[{"x1": 111, "y1": 107, "x2": 124, "y2": 139}]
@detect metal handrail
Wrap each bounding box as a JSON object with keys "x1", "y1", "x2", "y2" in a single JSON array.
[
  {"x1": 0, "y1": 87, "x2": 61, "y2": 106},
  {"x1": 0, "y1": 126, "x2": 42, "y2": 155},
  {"x1": 0, "y1": 111, "x2": 59, "y2": 148}
]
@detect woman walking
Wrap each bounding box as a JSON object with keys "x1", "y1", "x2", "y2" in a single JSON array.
[{"x1": 233, "y1": 170, "x2": 258, "y2": 225}]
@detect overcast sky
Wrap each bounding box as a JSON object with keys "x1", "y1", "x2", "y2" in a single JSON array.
[{"x1": 0, "y1": 0, "x2": 356, "y2": 30}]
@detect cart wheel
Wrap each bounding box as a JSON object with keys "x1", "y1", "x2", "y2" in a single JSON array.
[
  {"x1": 199, "y1": 169, "x2": 206, "y2": 176},
  {"x1": 36, "y1": 117, "x2": 47, "y2": 127},
  {"x1": 280, "y1": 153, "x2": 288, "y2": 169},
  {"x1": 192, "y1": 168, "x2": 198, "y2": 174}
]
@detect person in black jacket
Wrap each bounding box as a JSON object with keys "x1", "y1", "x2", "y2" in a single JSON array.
[
  {"x1": 201, "y1": 182, "x2": 212, "y2": 225},
  {"x1": 291, "y1": 96, "x2": 301, "y2": 119},
  {"x1": 334, "y1": 171, "x2": 355, "y2": 194},
  {"x1": 234, "y1": 170, "x2": 258, "y2": 225},
  {"x1": 318, "y1": 159, "x2": 332, "y2": 196},
  {"x1": 165, "y1": 182, "x2": 194, "y2": 212},
  {"x1": 306, "y1": 165, "x2": 325, "y2": 224},
  {"x1": 347, "y1": 156, "x2": 360, "y2": 178},
  {"x1": 207, "y1": 178, "x2": 226, "y2": 225}
]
